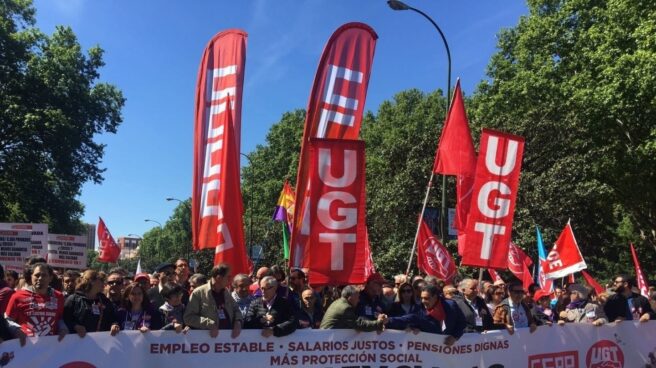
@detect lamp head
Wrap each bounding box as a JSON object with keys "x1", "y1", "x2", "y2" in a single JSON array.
[{"x1": 388, "y1": 0, "x2": 410, "y2": 11}]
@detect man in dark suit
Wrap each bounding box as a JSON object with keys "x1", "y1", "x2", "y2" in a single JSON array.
[
  {"x1": 453, "y1": 278, "x2": 494, "y2": 333},
  {"x1": 244, "y1": 276, "x2": 296, "y2": 337}
]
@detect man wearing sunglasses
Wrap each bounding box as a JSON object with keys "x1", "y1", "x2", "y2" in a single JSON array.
[
  {"x1": 604, "y1": 274, "x2": 655, "y2": 323},
  {"x1": 492, "y1": 281, "x2": 538, "y2": 335},
  {"x1": 104, "y1": 271, "x2": 124, "y2": 310}
]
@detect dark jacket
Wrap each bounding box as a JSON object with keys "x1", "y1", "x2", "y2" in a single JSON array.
[
  {"x1": 115, "y1": 306, "x2": 164, "y2": 331},
  {"x1": 387, "y1": 298, "x2": 466, "y2": 338},
  {"x1": 296, "y1": 305, "x2": 323, "y2": 329},
  {"x1": 244, "y1": 296, "x2": 297, "y2": 337},
  {"x1": 387, "y1": 301, "x2": 422, "y2": 318},
  {"x1": 356, "y1": 291, "x2": 386, "y2": 320},
  {"x1": 604, "y1": 291, "x2": 655, "y2": 322},
  {"x1": 320, "y1": 297, "x2": 383, "y2": 332},
  {"x1": 453, "y1": 295, "x2": 494, "y2": 333},
  {"x1": 0, "y1": 280, "x2": 14, "y2": 316},
  {"x1": 63, "y1": 292, "x2": 118, "y2": 333},
  {"x1": 147, "y1": 286, "x2": 166, "y2": 310}
]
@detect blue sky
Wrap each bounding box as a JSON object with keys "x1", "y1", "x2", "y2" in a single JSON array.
[{"x1": 33, "y1": 0, "x2": 528, "y2": 242}]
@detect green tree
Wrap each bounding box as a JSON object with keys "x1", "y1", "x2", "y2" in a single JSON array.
[
  {"x1": 470, "y1": 0, "x2": 656, "y2": 280},
  {"x1": 0, "y1": 0, "x2": 125, "y2": 234}
]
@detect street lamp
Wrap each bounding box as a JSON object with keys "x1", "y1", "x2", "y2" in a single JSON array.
[
  {"x1": 144, "y1": 219, "x2": 162, "y2": 261},
  {"x1": 165, "y1": 197, "x2": 191, "y2": 259},
  {"x1": 240, "y1": 153, "x2": 255, "y2": 260},
  {"x1": 388, "y1": 0, "x2": 453, "y2": 274}
]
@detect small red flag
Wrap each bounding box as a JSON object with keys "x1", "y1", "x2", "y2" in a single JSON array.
[
  {"x1": 581, "y1": 270, "x2": 604, "y2": 295},
  {"x1": 630, "y1": 243, "x2": 650, "y2": 297},
  {"x1": 417, "y1": 219, "x2": 457, "y2": 283},
  {"x1": 97, "y1": 217, "x2": 120, "y2": 263},
  {"x1": 508, "y1": 242, "x2": 533, "y2": 289},
  {"x1": 487, "y1": 269, "x2": 501, "y2": 283},
  {"x1": 541, "y1": 221, "x2": 587, "y2": 279},
  {"x1": 433, "y1": 80, "x2": 477, "y2": 177}
]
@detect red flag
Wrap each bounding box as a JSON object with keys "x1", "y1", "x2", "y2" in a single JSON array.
[
  {"x1": 192, "y1": 30, "x2": 250, "y2": 275},
  {"x1": 290, "y1": 23, "x2": 377, "y2": 268},
  {"x1": 487, "y1": 269, "x2": 501, "y2": 283},
  {"x1": 541, "y1": 221, "x2": 587, "y2": 279},
  {"x1": 417, "y1": 219, "x2": 457, "y2": 284},
  {"x1": 581, "y1": 270, "x2": 604, "y2": 295},
  {"x1": 630, "y1": 243, "x2": 650, "y2": 297},
  {"x1": 97, "y1": 217, "x2": 120, "y2": 263},
  {"x1": 307, "y1": 138, "x2": 368, "y2": 285},
  {"x1": 567, "y1": 273, "x2": 575, "y2": 284},
  {"x1": 507, "y1": 242, "x2": 533, "y2": 289},
  {"x1": 462, "y1": 129, "x2": 525, "y2": 268}
]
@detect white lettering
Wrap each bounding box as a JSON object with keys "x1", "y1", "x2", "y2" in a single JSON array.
[
  {"x1": 485, "y1": 136, "x2": 518, "y2": 176},
  {"x1": 477, "y1": 182, "x2": 511, "y2": 218},
  {"x1": 474, "y1": 222, "x2": 506, "y2": 260},
  {"x1": 318, "y1": 148, "x2": 357, "y2": 187},
  {"x1": 319, "y1": 233, "x2": 356, "y2": 270},
  {"x1": 317, "y1": 191, "x2": 357, "y2": 230}
]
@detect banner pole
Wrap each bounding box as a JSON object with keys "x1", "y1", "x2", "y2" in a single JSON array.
[
  {"x1": 405, "y1": 172, "x2": 435, "y2": 275},
  {"x1": 477, "y1": 268, "x2": 484, "y2": 292}
]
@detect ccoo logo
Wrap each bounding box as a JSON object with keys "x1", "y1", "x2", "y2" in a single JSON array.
[{"x1": 586, "y1": 340, "x2": 623, "y2": 368}]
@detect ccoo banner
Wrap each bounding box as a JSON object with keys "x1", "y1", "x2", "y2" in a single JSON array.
[{"x1": 0, "y1": 323, "x2": 654, "y2": 367}]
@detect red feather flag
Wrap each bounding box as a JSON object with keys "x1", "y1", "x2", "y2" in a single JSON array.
[
  {"x1": 192, "y1": 30, "x2": 250, "y2": 274},
  {"x1": 630, "y1": 243, "x2": 650, "y2": 297},
  {"x1": 290, "y1": 23, "x2": 377, "y2": 269},
  {"x1": 581, "y1": 270, "x2": 604, "y2": 295},
  {"x1": 97, "y1": 217, "x2": 120, "y2": 263}
]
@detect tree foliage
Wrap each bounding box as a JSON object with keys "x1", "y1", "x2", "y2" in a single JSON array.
[{"x1": 0, "y1": 0, "x2": 125, "y2": 234}]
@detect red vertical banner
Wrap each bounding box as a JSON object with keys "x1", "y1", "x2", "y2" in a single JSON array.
[
  {"x1": 417, "y1": 219, "x2": 457, "y2": 283},
  {"x1": 192, "y1": 30, "x2": 250, "y2": 274},
  {"x1": 307, "y1": 138, "x2": 367, "y2": 285},
  {"x1": 462, "y1": 129, "x2": 525, "y2": 268},
  {"x1": 291, "y1": 23, "x2": 378, "y2": 268}
]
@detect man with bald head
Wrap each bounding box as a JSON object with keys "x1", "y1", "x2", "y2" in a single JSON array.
[
  {"x1": 453, "y1": 278, "x2": 493, "y2": 332},
  {"x1": 249, "y1": 267, "x2": 272, "y2": 298}
]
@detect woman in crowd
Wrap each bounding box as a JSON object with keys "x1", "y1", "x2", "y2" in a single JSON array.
[
  {"x1": 387, "y1": 282, "x2": 421, "y2": 318},
  {"x1": 557, "y1": 284, "x2": 607, "y2": 326},
  {"x1": 532, "y1": 289, "x2": 554, "y2": 326},
  {"x1": 63, "y1": 270, "x2": 119, "y2": 337},
  {"x1": 116, "y1": 283, "x2": 163, "y2": 332},
  {"x1": 485, "y1": 285, "x2": 505, "y2": 312}
]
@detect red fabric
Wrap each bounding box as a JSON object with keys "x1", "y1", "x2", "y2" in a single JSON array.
[
  {"x1": 507, "y1": 242, "x2": 534, "y2": 289},
  {"x1": 97, "y1": 217, "x2": 120, "y2": 263},
  {"x1": 541, "y1": 222, "x2": 587, "y2": 279},
  {"x1": 581, "y1": 270, "x2": 604, "y2": 295},
  {"x1": 417, "y1": 219, "x2": 456, "y2": 283},
  {"x1": 433, "y1": 81, "x2": 477, "y2": 239},
  {"x1": 427, "y1": 300, "x2": 446, "y2": 322},
  {"x1": 189, "y1": 29, "x2": 251, "y2": 275},
  {"x1": 6, "y1": 289, "x2": 64, "y2": 336},
  {"x1": 487, "y1": 269, "x2": 500, "y2": 283},
  {"x1": 363, "y1": 228, "x2": 376, "y2": 279},
  {"x1": 433, "y1": 80, "x2": 477, "y2": 177},
  {"x1": 290, "y1": 23, "x2": 377, "y2": 269},
  {"x1": 630, "y1": 243, "x2": 650, "y2": 297},
  {"x1": 307, "y1": 139, "x2": 368, "y2": 285},
  {"x1": 462, "y1": 129, "x2": 525, "y2": 268}
]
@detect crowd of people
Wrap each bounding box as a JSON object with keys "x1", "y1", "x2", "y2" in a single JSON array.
[{"x1": 0, "y1": 256, "x2": 654, "y2": 349}]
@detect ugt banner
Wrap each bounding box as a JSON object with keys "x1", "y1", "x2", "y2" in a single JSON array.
[
  {"x1": 307, "y1": 138, "x2": 367, "y2": 285},
  {"x1": 462, "y1": 129, "x2": 525, "y2": 269},
  {"x1": 417, "y1": 219, "x2": 456, "y2": 283},
  {"x1": 192, "y1": 29, "x2": 250, "y2": 274},
  {"x1": 291, "y1": 22, "x2": 377, "y2": 269},
  {"x1": 97, "y1": 217, "x2": 120, "y2": 263},
  {"x1": 1, "y1": 323, "x2": 655, "y2": 367}
]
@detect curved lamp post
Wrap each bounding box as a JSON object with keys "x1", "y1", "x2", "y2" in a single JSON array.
[
  {"x1": 144, "y1": 219, "x2": 162, "y2": 261},
  {"x1": 388, "y1": 0, "x2": 452, "y2": 274}
]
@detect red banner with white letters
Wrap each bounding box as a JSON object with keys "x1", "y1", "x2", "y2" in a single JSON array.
[
  {"x1": 541, "y1": 221, "x2": 587, "y2": 279},
  {"x1": 307, "y1": 138, "x2": 367, "y2": 285},
  {"x1": 192, "y1": 30, "x2": 250, "y2": 274},
  {"x1": 462, "y1": 129, "x2": 524, "y2": 268},
  {"x1": 417, "y1": 219, "x2": 456, "y2": 283},
  {"x1": 291, "y1": 23, "x2": 377, "y2": 269}
]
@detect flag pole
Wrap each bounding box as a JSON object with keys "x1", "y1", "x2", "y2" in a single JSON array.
[{"x1": 406, "y1": 174, "x2": 436, "y2": 275}]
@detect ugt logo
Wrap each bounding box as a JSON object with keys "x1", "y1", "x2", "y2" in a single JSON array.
[{"x1": 586, "y1": 340, "x2": 624, "y2": 368}]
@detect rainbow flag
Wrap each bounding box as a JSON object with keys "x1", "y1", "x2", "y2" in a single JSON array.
[{"x1": 272, "y1": 181, "x2": 295, "y2": 259}]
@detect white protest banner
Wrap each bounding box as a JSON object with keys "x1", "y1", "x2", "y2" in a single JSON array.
[
  {"x1": 47, "y1": 234, "x2": 87, "y2": 269},
  {"x1": 0, "y1": 222, "x2": 48, "y2": 259},
  {"x1": 0, "y1": 230, "x2": 31, "y2": 272},
  {"x1": 0, "y1": 322, "x2": 653, "y2": 367}
]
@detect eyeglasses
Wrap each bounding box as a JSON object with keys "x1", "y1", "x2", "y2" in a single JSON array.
[
  {"x1": 614, "y1": 279, "x2": 624, "y2": 284},
  {"x1": 107, "y1": 280, "x2": 123, "y2": 286}
]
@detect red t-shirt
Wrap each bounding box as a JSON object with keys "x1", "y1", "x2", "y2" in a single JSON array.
[{"x1": 6, "y1": 288, "x2": 64, "y2": 336}]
